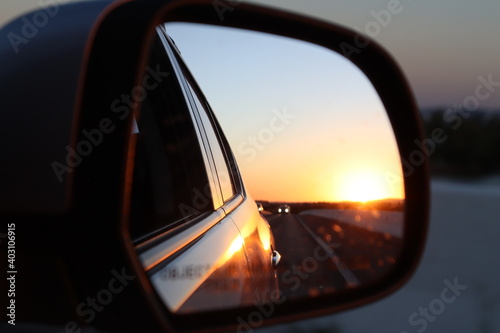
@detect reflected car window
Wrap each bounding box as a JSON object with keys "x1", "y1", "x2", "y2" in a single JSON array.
[{"x1": 130, "y1": 36, "x2": 212, "y2": 241}]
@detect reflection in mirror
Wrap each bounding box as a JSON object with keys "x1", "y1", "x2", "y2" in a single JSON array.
[{"x1": 136, "y1": 22, "x2": 405, "y2": 315}]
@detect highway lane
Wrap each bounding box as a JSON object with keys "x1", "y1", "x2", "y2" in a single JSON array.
[
  {"x1": 294, "y1": 215, "x2": 360, "y2": 287},
  {"x1": 265, "y1": 212, "x2": 402, "y2": 300}
]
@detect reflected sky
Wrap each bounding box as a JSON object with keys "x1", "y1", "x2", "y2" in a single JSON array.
[{"x1": 167, "y1": 23, "x2": 405, "y2": 202}]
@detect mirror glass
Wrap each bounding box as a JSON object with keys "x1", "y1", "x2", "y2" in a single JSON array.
[{"x1": 135, "y1": 22, "x2": 405, "y2": 315}]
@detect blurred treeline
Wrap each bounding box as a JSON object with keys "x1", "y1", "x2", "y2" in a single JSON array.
[{"x1": 422, "y1": 109, "x2": 500, "y2": 177}]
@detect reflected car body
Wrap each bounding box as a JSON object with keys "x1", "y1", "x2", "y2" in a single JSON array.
[{"x1": 133, "y1": 26, "x2": 279, "y2": 313}]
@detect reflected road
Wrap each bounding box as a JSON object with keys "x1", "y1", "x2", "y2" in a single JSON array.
[{"x1": 265, "y1": 211, "x2": 402, "y2": 299}]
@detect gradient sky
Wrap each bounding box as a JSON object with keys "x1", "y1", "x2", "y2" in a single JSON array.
[
  {"x1": 2, "y1": 0, "x2": 498, "y2": 202},
  {"x1": 167, "y1": 23, "x2": 404, "y2": 202}
]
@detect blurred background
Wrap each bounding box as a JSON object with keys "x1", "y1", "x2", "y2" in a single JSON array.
[{"x1": 2, "y1": 1, "x2": 499, "y2": 332}]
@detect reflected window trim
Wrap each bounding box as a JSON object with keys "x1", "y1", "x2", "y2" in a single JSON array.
[
  {"x1": 160, "y1": 25, "x2": 243, "y2": 207},
  {"x1": 184, "y1": 79, "x2": 236, "y2": 202},
  {"x1": 157, "y1": 26, "x2": 224, "y2": 209},
  {"x1": 138, "y1": 208, "x2": 226, "y2": 271},
  {"x1": 170, "y1": 31, "x2": 244, "y2": 198}
]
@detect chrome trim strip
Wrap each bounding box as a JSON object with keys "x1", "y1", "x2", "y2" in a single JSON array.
[
  {"x1": 139, "y1": 209, "x2": 225, "y2": 271},
  {"x1": 222, "y1": 194, "x2": 243, "y2": 215}
]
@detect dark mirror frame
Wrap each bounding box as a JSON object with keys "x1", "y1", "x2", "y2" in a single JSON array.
[{"x1": 71, "y1": 0, "x2": 429, "y2": 332}]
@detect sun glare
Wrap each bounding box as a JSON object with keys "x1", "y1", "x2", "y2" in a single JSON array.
[{"x1": 335, "y1": 170, "x2": 394, "y2": 202}]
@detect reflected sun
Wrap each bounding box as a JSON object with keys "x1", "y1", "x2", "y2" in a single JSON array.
[{"x1": 335, "y1": 170, "x2": 391, "y2": 202}]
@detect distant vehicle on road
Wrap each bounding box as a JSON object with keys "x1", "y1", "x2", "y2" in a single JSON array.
[
  {"x1": 278, "y1": 205, "x2": 291, "y2": 214},
  {"x1": 256, "y1": 202, "x2": 264, "y2": 212}
]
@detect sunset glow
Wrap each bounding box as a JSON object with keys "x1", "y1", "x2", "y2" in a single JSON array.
[{"x1": 333, "y1": 169, "x2": 398, "y2": 202}]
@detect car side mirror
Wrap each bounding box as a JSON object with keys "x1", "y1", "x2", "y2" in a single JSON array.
[
  {"x1": 0, "y1": 1, "x2": 428, "y2": 332},
  {"x1": 116, "y1": 2, "x2": 428, "y2": 331}
]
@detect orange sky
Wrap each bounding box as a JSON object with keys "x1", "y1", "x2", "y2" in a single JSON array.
[{"x1": 237, "y1": 110, "x2": 405, "y2": 203}]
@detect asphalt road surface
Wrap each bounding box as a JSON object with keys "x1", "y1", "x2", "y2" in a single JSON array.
[{"x1": 265, "y1": 212, "x2": 402, "y2": 300}]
